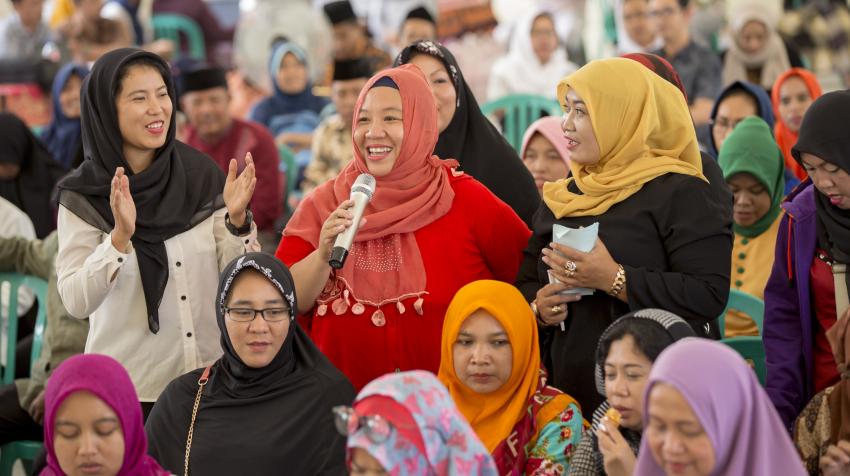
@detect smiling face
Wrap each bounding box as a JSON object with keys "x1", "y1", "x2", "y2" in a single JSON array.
[
  {"x1": 561, "y1": 88, "x2": 601, "y2": 166},
  {"x1": 646, "y1": 383, "x2": 715, "y2": 476},
  {"x1": 778, "y1": 76, "x2": 813, "y2": 133},
  {"x1": 60, "y1": 73, "x2": 84, "y2": 119},
  {"x1": 407, "y1": 53, "x2": 456, "y2": 133},
  {"x1": 523, "y1": 132, "x2": 569, "y2": 191},
  {"x1": 224, "y1": 270, "x2": 291, "y2": 369},
  {"x1": 181, "y1": 87, "x2": 232, "y2": 143},
  {"x1": 452, "y1": 309, "x2": 513, "y2": 394},
  {"x1": 53, "y1": 390, "x2": 125, "y2": 476},
  {"x1": 354, "y1": 86, "x2": 404, "y2": 177},
  {"x1": 603, "y1": 335, "x2": 653, "y2": 431},
  {"x1": 801, "y1": 152, "x2": 850, "y2": 210},
  {"x1": 114, "y1": 64, "x2": 172, "y2": 166},
  {"x1": 727, "y1": 172, "x2": 772, "y2": 227},
  {"x1": 737, "y1": 20, "x2": 768, "y2": 55}
]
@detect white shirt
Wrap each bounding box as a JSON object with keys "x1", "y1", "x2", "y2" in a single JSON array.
[
  {"x1": 0, "y1": 196, "x2": 36, "y2": 315},
  {"x1": 56, "y1": 205, "x2": 258, "y2": 401},
  {"x1": 0, "y1": 197, "x2": 36, "y2": 366}
]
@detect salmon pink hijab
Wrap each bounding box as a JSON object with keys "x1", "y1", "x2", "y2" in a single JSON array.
[
  {"x1": 772, "y1": 68, "x2": 822, "y2": 181},
  {"x1": 284, "y1": 64, "x2": 457, "y2": 323},
  {"x1": 41, "y1": 354, "x2": 168, "y2": 476}
]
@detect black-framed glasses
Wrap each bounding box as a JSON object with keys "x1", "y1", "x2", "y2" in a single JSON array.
[
  {"x1": 223, "y1": 307, "x2": 291, "y2": 322},
  {"x1": 333, "y1": 406, "x2": 394, "y2": 444}
]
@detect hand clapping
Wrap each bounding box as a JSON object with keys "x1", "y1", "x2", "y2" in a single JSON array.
[
  {"x1": 110, "y1": 167, "x2": 136, "y2": 252},
  {"x1": 223, "y1": 152, "x2": 257, "y2": 227}
]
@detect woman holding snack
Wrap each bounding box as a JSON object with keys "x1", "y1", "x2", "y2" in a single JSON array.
[
  {"x1": 568, "y1": 309, "x2": 694, "y2": 476},
  {"x1": 515, "y1": 58, "x2": 732, "y2": 412}
]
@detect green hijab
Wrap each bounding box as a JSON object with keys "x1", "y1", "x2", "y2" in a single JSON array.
[{"x1": 718, "y1": 116, "x2": 785, "y2": 238}]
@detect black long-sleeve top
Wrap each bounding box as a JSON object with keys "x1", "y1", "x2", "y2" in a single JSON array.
[{"x1": 516, "y1": 173, "x2": 732, "y2": 412}]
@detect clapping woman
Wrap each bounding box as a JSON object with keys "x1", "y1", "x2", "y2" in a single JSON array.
[{"x1": 56, "y1": 49, "x2": 259, "y2": 414}]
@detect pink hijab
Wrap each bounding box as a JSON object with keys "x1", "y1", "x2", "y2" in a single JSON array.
[
  {"x1": 283, "y1": 64, "x2": 458, "y2": 322},
  {"x1": 519, "y1": 116, "x2": 571, "y2": 168},
  {"x1": 41, "y1": 354, "x2": 168, "y2": 476}
]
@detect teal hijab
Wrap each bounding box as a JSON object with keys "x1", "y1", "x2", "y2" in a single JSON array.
[{"x1": 718, "y1": 116, "x2": 785, "y2": 237}]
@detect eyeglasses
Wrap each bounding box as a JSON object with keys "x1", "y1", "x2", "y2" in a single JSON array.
[
  {"x1": 223, "y1": 307, "x2": 291, "y2": 322},
  {"x1": 710, "y1": 117, "x2": 747, "y2": 132},
  {"x1": 649, "y1": 6, "x2": 677, "y2": 18},
  {"x1": 333, "y1": 406, "x2": 394, "y2": 444}
]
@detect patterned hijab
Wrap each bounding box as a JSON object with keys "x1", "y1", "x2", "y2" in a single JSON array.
[
  {"x1": 438, "y1": 280, "x2": 581, "y2": 458},
  {"x1": 348, "y1": 370, "x2": 498, "y2": 476},
  {"x1": 543, "y1": 58, "x2": 705, "y2": 218},
  {"x1": 283, "y1": 65, "x2": 456, "y2": 323},
  {"x1": 41, "y1": 354, "x2": 169, "y2": 476}
]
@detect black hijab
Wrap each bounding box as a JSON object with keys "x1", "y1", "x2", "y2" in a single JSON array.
[
  {"x1": 792, "y1": 90, "x2": 850, "y2": 293},
  {"x1": 145, "y1": 253, "x2": 355, "y2": 475},
  {"x1": 57, "y1": 48, "x2": 225, "y2": 333},
  {"x1": 0, "y1": 113, "x2": 65, "y2": 238},
  {"x1": 394, "y1": 40, "x2": 540, "y2": 227}
]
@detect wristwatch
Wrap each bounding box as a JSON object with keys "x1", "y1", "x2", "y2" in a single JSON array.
[{"x1": 225, "y1": 210, "x2": 253, "y2": 236}]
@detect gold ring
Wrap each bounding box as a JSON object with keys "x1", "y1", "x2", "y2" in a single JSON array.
[
  {"x1": 551, "y1": 305, "x2": 563, "y2": 313},
  {"x1": 565, "y1": 260, "x2": 577, "y2": 277}
]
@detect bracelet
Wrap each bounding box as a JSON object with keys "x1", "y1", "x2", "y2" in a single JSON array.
[
  {"x1": 531, "y1": 301, "x2": 547, "y2": 327},
  {"x1": 608, "y1": 264, "x2": 626, "y2": 297}
]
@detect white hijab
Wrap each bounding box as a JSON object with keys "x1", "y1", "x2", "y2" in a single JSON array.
[
  {"x1": 487, "y1": 8, "x2": 578, "y2": 101},
  {"x1": 722, "y1": 3, "x2": 790, "y2": 90}
]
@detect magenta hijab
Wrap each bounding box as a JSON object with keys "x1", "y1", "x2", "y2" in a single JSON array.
[
  {"x1": 41, "y1": 354, "x2": 168, "y2": 476},
  {"x1": 633, "y1": 338, "x2": 806, "y2": 476},
  {"x1": 519, "y1": 116, "x2": 570, "y2": 168}
]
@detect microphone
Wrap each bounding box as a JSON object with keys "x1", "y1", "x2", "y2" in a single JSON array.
[{"x1": 329, "y1": 173, "x2": 376, "y2": 269}]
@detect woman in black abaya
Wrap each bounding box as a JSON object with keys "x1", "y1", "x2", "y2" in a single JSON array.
[{"x1": 145, "y1": 252, "x2": 355, "y2": 475}]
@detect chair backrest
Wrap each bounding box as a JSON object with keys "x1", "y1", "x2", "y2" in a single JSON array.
[
  {"x1": 717, "y1": 289, "x2": 765, "y2": 336},
  {"x1": 278, "y1": 144, "x2": 299, "y2": 213},
  {"x1": 0, "y1": 273, "x2": 48, "y2": 385},
  {"x1": 152, "y1": 14, "x2": 206, "y2": 61},
  {"x1": 480, "y1": 94, "x2": 562, "y2": 152},
  {"x1": 722, "y1": 336, "x2": 766, "y2": 386}
]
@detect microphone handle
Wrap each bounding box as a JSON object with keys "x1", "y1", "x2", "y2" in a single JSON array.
[{"x1": 329, "y1": 190, "x2": 370, "y2": 269}]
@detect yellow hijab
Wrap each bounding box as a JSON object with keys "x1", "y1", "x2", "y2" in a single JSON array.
[
  {"x1": 438, "y1": 280, "x2": 577, "y2": 452},
  {"x1": 543, "y1": 57, "x2": 706, "y2": 218}
]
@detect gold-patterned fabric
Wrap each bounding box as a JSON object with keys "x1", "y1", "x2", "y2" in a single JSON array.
[
  {"x1": 794, "y1": 386, "x2": 834, "y2": 475},
  {"x1": 303, "y1": 114, "x2": 353, "y2": 192}
]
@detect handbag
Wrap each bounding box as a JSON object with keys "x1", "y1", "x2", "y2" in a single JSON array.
[{"x1": 184, "y1": 365, "x2": 213, "y2": 476}]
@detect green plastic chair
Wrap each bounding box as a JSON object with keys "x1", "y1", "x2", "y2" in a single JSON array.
[
  {"x1": 717, "y1": 289, "x2": 765, "y2": 337},
  {"x1": 0, "y1": 273, "x2": 48, "y2": 476},
  {"x1": 722, "y1": 336, "x2": 766, "y2": 386},
  {"x1": 480, "y1": 94, "x2": 562, "y2": 153},
  {"x1": 278, "y1": 144, "x2": 299, "y2": 214},
  {"x1": 152, "y1": 14, "x2": 206, "y2": 61}
]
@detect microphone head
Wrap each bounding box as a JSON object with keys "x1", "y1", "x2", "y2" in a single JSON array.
[{"x1": 351, "y1": 173, "x2": 376, "y2": 199}]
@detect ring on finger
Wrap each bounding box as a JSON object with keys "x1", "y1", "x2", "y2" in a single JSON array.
[
  {"x1": 564, "y1": 260, "x2": 577, "y2": 277},
  {"x1": 551, "y1": 305, "x2": 562, "y2": 313}
]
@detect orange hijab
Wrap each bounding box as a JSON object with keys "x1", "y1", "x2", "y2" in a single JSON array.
[
  {"x1": 438, "y1": 280, "x2": 577, "y2": 452},
  {"x1": 283, "y1": 65, "x2": 457, "y2": 318},
  {"x1": 772, "y1": 68, "x2": 822, "y2": 181}
]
